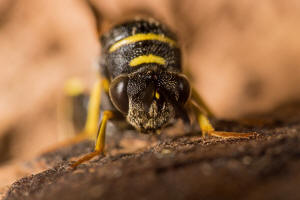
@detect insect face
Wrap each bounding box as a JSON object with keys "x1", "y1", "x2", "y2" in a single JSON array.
[
  {"x1": 109, "y1": 64, "x2": 191, "y2": 133},
  {"x1": 69, "y1": 13, "x2": 258, "y2": 168}
]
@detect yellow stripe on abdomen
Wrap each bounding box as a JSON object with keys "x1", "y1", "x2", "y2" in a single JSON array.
[
  {"x1": 129, "y1": 54, "x2": 166, "y2": 67},
  {"x1": 109, "y1": 33, "x2": 176, "y2": 52}
]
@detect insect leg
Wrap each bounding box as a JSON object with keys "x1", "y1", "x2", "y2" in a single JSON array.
[
  {"x1": 196, "y1": 108, "x2": 256, "y2": 138},
  {"x1": 190, "y1": 91, "x2": 257, "y2": 138},
  {"x1": 83, "y1": 77, "x2": 109, "y2": 136},
  {"x1": 71, "y1": 110, "x2": 113, "y2": 168},
  {"x1": 43, "y1": 77, "x2": 109, "y2": 153},
  {"x1": 191, "y1": 87, "x2": 214, "y2": 117}
]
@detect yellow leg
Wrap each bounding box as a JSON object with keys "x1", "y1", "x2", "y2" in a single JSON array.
[
  {"x1": 197, "y1": 112, "x2": 215, "y2": 137},
  {"x1": 191, "y1": 87, "x2": 214, "y2": 117},
  {"x1": 197, "y1": 111, "x2": 256, "y2": 138},
  {"x1": 71, "y1": 110, "x2": 113, "y2": 168},
  {"x1": 94, "y1": 111, "x2": 113, "y2": 152},
  {"x1": 44, "y1": 78, "x2": 108, "y2": 153},
  {"x1": 191, "y1": 101, "x2": 257, "y2": 138},
  {"x1": 83, "y1": 78, "x2": 109, "y2": 136}
]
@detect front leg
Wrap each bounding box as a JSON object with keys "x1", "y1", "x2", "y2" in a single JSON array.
[
  {"x1": 196, "y1": 109, "x2": 257, "y2": 138},
  {"x1": 71, "y1": 110, "x2": 114, "y2": 168},
  {"x1": 190, "y1": 88, "x2": 257, "y2": 138}
]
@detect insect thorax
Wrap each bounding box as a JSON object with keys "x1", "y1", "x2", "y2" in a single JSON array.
[{"x1": 100, "y1": 18, "x2": 182, "y2": 79}]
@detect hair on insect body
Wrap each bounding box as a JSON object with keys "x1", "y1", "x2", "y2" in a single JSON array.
[{"x1": 66, "y1": 2, "x2": 257, "y2": 168}]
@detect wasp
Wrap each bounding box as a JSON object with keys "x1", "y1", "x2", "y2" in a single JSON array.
[{"x1": 65, "y1": 4, "x2": 256, "y2": 168}]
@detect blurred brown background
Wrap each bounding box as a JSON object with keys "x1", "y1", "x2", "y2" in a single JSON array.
[{"x1": 0, "y1": 0, "x2": 300, "y2": 189}]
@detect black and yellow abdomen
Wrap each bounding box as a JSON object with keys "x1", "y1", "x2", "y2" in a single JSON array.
[{"x1": 100, "y1": 19, "x2": 182, "y2": 79}]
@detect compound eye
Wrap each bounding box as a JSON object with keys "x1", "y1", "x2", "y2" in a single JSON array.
[
  {"x1": 109, "y1": 75, "x2": 129, "y2": 114},
  {"x1": 176, "y1": 75, "x2": 191, "y2": 105}
]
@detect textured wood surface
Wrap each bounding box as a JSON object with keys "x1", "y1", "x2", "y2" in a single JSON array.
[{"x1": 3, "y1": 103, "x2": 300, "y2": 200}]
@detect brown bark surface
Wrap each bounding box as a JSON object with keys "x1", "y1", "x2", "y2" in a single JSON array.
[
  {"x1": 1, "y1": 0, "x2": 300, "y2": 199},
  {"x1": 3, "y1": 103, "x2": 300, "y2": 200}
]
